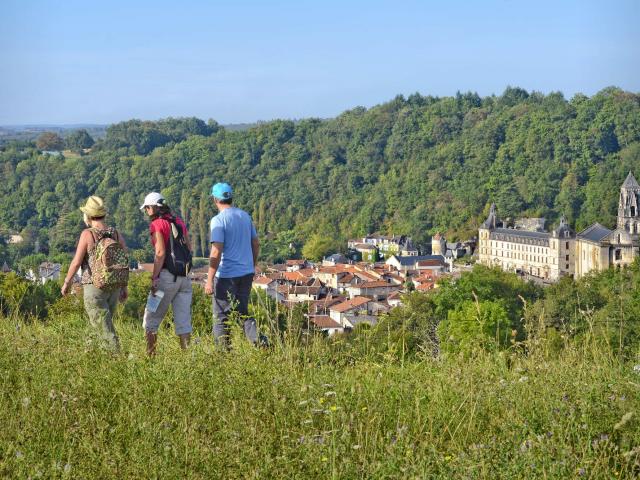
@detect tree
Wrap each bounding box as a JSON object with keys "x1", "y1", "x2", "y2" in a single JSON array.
[
  {"x1": 301, "y1": 233, "x2": 340, "y2": 261},
  {"x1": 437, "y1": 299, "x2": 512, "y2": 355},
  {"x1": 65, "y1": 129, "x2": 95, "y2": 152},
  {"x1": 36, "y1": 132, "x2": 64, "y2": 151}
]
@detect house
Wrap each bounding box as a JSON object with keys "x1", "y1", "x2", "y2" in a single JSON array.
[
  {"x1": 416, "y1": 258, "x2": 448, "y2": 273},
  {"x1": 37, "y1": 262, "x2": 61, "y2": 284},
  {"x1": 386, "y1": 255, "x2": 446, "y2": 273},
  {"x1": 352, "y1": 243, "x2": 378, "y2": 263},
  {"x1": 322, "y1": 253, "x2": 349, "y2": 266},
  {"x1": 346, "y1": 280, "x2": 401, "y2": 301},
  {"x1": 285, "y1": 259, "x2": 308, "y2": 272},
  {"x1": 308, "y1": 295, "x2": 346, "y2": 315},
  {"x1": 252, "y1": 275, "x2": 284, "y2": 301},
  {"x1": 286, "y1": 285, "x2": 324, "y2": 303},
  {"x1": 387, "y1": 291, "x2": 403, "y2": 307},
  {"x1": 349, "y1": 234, "x2": 419, "y2": 258},
  {"x1": 2, "y1": 261, "x2": 12, "y2": 273},
  {"x1": 8, "y1": 235, "x2": 24, "y2": 244},
  {"x1": 308, "y1": 315, "x2": 344, "y2": 336},
  {"x1": 329, "y1": 296, "x2": 371, "y2": 326}
]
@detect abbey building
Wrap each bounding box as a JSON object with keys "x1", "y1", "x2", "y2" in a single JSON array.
[{"x1": 478, "y1": 172, "x2": 640, "y2": 280}]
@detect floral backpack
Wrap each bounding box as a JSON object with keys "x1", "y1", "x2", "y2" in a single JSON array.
[{"x1": 87, "y1": 228, "x2": 129, "y2": 289}]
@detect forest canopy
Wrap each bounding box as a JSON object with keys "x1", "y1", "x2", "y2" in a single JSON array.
[{"x1": 0, "y1": 87, "x2": 639, "y2": 264}]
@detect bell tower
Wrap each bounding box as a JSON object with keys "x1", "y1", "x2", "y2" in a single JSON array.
[{"x1": 618, "y1": 172, "x2": 640, "y2": 236}]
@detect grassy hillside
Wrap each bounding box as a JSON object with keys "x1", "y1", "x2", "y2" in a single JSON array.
[{"x1": 1, "y1": 313, "x2": 638, "y2": 478}]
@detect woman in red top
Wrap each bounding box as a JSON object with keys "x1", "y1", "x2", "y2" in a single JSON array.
[{"x1": 139, "y1": 192, "x2": 193, "y2": 355}]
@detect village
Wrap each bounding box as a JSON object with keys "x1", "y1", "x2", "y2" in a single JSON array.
[
  {"x1": 6, "y1": 171, "x2": 639, "y2": 338},
  {"x1": 1, "y1": 231, "x2": 476, "y2": 336}
]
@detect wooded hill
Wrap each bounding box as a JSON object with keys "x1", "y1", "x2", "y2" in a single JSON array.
[{"x1": 1, "y1": 86, "x2": 639, "y2": 263}]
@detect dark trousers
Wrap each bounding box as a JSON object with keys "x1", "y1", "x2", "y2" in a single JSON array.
[{"x1": 212, "y1": 273, "x2": 257, "y2": 346}]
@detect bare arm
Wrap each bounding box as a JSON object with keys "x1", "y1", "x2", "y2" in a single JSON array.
[
  {"x1": 204, "y1": 242, "x2": 223, "y2": 295},
  {"x1": 251, "y1": 237, "x2": 260, "y2": 268},
  {"x1": 152, "y1": 231, "x2": 166, "y2": 281},
  {"x1": 117, "y1": 231, "x2": 128, "y2": 252},
  {"x1": 61, "y1": 230, "x2": 90, "y2": 294}
]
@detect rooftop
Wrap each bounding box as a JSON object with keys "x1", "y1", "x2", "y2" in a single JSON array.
[
  {"x1": 577, "y1": 223, "x2": 612, "y2": 243},
  {"x1": 330, "y1": 296, "x2": 371, "y2": 313}
]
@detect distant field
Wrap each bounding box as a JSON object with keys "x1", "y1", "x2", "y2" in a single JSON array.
[{"x1": 1, "y1": 314, "x2": 638, "y2": 479}]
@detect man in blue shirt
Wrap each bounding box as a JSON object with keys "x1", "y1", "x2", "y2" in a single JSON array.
[{"x1": 204, "y1": 182, "x2": 260, "y2": 346}]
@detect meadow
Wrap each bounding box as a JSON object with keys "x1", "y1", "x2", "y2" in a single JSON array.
[{"x1": 1, "y1": 303, "x2": 639, "y2": 479}]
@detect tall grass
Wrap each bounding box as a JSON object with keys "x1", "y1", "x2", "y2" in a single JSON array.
[{"x1": 1, "y1": 308, "x2": 639, "y2": 478}]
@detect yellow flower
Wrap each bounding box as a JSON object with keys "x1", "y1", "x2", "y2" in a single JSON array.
[{"x1": 330, "y1": 405, "x2": 338, "y2": 412}]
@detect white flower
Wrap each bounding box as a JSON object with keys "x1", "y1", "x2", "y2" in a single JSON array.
[
  {"x1": 64, "y1": 464, "x2": 71, "y2": 474},
  {"x1": 22, "y1": 397, "x2": 30, "y2": 408},
  {"x1": 632, "y1": 365, "x2": 640, "y2": 373},
  {"x1": 518, "y1": 376, "x2": 529, "y2": 383}
]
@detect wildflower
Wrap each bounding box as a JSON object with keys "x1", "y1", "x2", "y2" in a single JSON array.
[
  {"x1": 578, "y1": 468, "x2": 586, "y2": 476},
  {"x1": 329, "y1": 405, "x2": 338, "y2": 412},
  {"x1": 64, "y1": 464, "x2": 71, "y2": 474},
  {"x1": 499, "y1": 379, "x2": 508, "y2": 387},
  {"x1": 303, "y1": 419, "x2": 312, "y2": 424},
  {"x1": 298, "y1": 436, "x2": 305, "y2": 444},
  {"x1": 49, "y1": 390, "x2": 56, "y2": 400},
  {"x1": 361, "y1": 406, "x2": 368, "y2": 412},
  {"x1": 324, "y1": 391, "x2": 336, "y2": 397},
  {"x1": 22, "y1": 397, "x2": 30, "y2": 408},
  {"x1": 444, "y1": 455, "x2": 452, "y2": 461},
  {"x1": 322, "y1": 383, "x2": 334, "y2": 388},
  {"x1": 518, "y1": 376, "x2": 528, "y2": 383},
  {"x1": 352, "y1": 444, "x2": 361, "y2": 450},
  {"x1": 321, "y1": 456, "x2": 328, "y2": 462},
  {"x1": 15, "y1": 450, "x2": 24, "y2": 459},
  {"x1": 127, "y1": 353, "x2": 135, "y2": 361},
  {"x1": 633, "y1": 365, "x2": 640, "y2": 373}
]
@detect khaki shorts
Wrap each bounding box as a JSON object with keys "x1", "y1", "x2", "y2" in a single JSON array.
[{"x1": 142, "y1": 269, "x2": 192, "y2": 335}]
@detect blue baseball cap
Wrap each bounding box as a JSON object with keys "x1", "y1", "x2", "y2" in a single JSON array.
[{"x1": 211, "y1": 182, "x2": 233, "y2": 200}]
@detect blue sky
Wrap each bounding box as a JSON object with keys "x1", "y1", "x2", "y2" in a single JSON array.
[{"x1": 1, "y1": 0, "x2": 638, "y2": 125}]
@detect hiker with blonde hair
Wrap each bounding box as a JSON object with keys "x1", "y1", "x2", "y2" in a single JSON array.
[{"x1": 61, "y1": 196, "x2": 129, "y2": 351}]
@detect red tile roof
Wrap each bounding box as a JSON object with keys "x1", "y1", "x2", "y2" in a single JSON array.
[
  {"x1": 356, "y1": 280, "x2": 396, "y2": 289},
  {"x1": 309, "y1": 316, "x2": 342, "y2": 329},
  {"x1": 286, "y1": 259, "x2": 307, "y2": 266},
  {"x1": 330, "y1": 296, "x2": 370, "y2": 313},
  {"x1": 253, "y1": 276, "x2": 275, "y2": 286}
]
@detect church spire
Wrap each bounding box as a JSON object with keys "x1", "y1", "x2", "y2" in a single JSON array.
[
  {"x1": 618, "y1": 171, "x2": 640, "y2": 234},
  {"x1": 622, "y1": 171, "x2": 640, "y2": 189}
]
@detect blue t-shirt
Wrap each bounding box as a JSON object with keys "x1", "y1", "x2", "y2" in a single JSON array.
[{"x1": 210, "y1": 207, "x2": 258, "y2": 278}]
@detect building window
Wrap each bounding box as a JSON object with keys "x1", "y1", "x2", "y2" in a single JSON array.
[
  {"x1": 565, "y1": 255, "x2": 569, "y2": 261},
  {"x1": 565, "y1": 242, "x2": 569, "y2": 249},
  {"x1": 615, "y1": 249, "x2": 622, "y2": 261}
]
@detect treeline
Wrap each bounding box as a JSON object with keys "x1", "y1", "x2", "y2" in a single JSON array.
[{"x1": 0, "y1": 86, "x2": 639, "y2": 264}]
